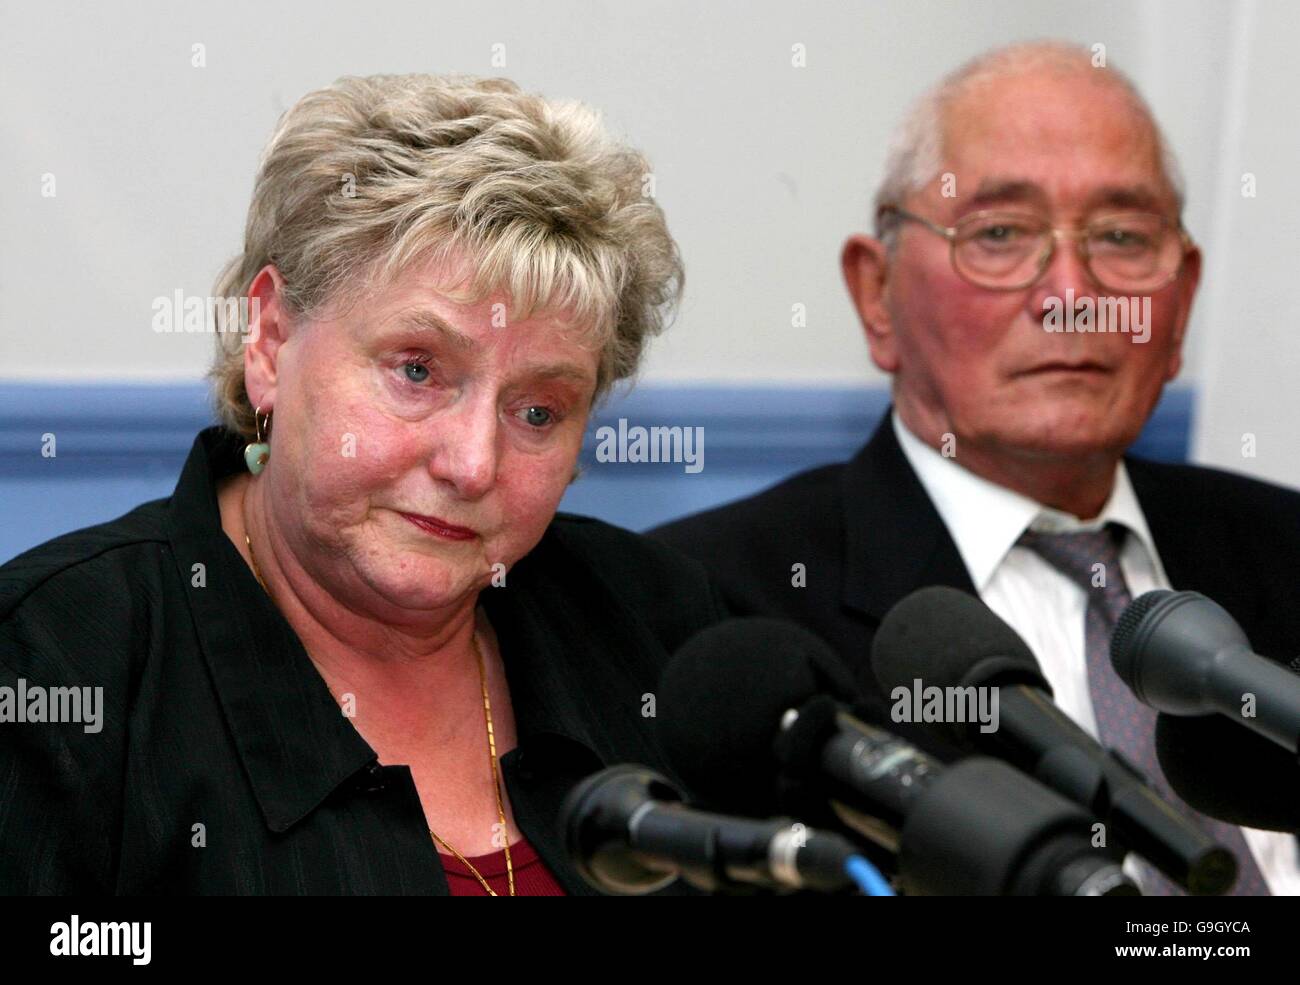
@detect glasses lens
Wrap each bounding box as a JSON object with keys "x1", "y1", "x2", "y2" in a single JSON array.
[
  {"x1": 1086, "y1": 214, "x2": 1181, "y2": 291},
  {"x1": 953, "y1": 213, "x2": 1049, "y2": 287}
]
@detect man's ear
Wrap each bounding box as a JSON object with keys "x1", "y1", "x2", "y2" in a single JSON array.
[
  {"x1": 242, "y1": 265, "x2": 292, "y2": 410},
  {"x1": 841, "y1": 234, "x2": 899, "y2": 373},
  {"x1": 1164, "y1": 243, "x2": 1201, "y2": 381}
]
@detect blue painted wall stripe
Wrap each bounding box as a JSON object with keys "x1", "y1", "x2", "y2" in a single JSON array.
[{"x1": 0, "y1": 381, "x2": 1194, "y2": 560}]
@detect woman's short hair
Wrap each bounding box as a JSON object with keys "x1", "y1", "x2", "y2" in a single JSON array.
[{"x1": 211, "y1": 73, "x2": 682, "y2": 438}]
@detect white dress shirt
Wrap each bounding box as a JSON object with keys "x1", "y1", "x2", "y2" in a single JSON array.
[{"x1": 892, "y1": 410, "x2": 1300, "y2": 894}]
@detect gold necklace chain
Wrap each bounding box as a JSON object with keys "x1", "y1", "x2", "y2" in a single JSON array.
[
  {"x1": 243, "y1": 529, "x2": 516, "y2": 896},
  {"x1": 430, "y1": 632, "x2": 515, "y2": 896}
]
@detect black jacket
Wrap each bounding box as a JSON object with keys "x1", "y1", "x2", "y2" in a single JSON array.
[
  {"x1": 652, "y1": 413, "x2": 1300, "y2": 761},
  {"x1": 0, "y1": 426, "x2": 725, "y2": 895}
]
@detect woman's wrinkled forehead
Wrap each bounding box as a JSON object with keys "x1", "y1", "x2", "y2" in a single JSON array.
[{"x1": 343, "y1": 247, "x2": 612, "y2": 348}]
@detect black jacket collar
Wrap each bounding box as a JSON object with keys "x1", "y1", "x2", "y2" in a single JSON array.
[
  {"x1": 1126, "y1": 457, "x2": 1263, "y2": 634},
  {"x1": 163, "y1": 427, "x2": 375, "y2": 832},
  {"x1": 840, "y1": 410, "x2": 1260, "y2": 634},
  {"x1": 840, "y1": 411, "x2": 976, "y2": 623},
  {"x1": 161, "y1": 427, "x2": 605, "y2": 835}
]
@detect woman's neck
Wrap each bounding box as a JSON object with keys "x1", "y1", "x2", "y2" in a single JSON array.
[{"x1": 216, "y1": 472, "x2": 486, "y2": 709}]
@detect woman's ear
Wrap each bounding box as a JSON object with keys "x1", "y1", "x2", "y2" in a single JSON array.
[
  {"x1": 242, "y1": 264, "x2": 292, "y2": 410},
  {"x1": 841, "y1": 234, "x2": 899, "y2": 373}
]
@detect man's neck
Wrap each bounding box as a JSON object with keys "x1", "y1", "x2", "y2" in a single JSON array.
[{"x1": 895, "y1": 406, "x2": 1120, "y2": 521}]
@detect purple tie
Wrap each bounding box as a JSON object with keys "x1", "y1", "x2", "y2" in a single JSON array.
[{"x1": 1018, "y1": 523, "x2": 1270, "y2": 896}]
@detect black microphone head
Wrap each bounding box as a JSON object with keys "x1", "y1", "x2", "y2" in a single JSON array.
[
  {"x1": 559, "y1": 764, "x2": 684, "y2": 894},
  {"x1": 1156, "y1": 712, "x2": 1300, "y2": 833},
  {"x1": 1110, "y1": 590, "x2": 1169, "y2": 684},
  {"x1": 870, "y1": 586, "x2": 1049, "y2": 697},
  {"x1": 656, "y1": 617, "x2": 859, "y2": 816},
  {"x1": 1110, "y1": 590, "x2": 1252, "y2": 711}
]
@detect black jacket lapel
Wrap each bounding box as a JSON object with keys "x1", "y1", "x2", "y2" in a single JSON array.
[{"x1": 841, "y1": 411, "x2": 977, "y2": 625}]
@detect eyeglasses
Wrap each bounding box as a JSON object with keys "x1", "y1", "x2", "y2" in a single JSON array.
[{"x1": 877, "y1": 206, "x2": 1194, "y2": 294}]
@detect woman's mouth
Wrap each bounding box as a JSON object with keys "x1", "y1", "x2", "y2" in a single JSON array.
[{"x1": 398, "y1": 512, "x2": 478, "y2": 541}]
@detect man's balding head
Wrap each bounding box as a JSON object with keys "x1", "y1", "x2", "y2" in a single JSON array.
[{"x1": 876, "y1": 41, "x2": 1185, "y2": 244}]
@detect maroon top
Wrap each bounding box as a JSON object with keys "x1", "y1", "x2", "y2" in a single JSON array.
[{"x1": 440, "y1": 835, "x2": 567, "y2": 896}]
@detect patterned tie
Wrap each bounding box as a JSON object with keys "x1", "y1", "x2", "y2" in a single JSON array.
[{"x1": 1017, "y1": 523, "x2": 1270, "y2": 896}]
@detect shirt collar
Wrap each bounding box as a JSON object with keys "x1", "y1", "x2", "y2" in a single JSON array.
[{"x1": 891, "y1": 410, "x2": 1166, "y2": 590}]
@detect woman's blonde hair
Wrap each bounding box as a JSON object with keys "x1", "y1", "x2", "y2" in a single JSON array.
[{"x1": 210, "y1": 73, "x2": 682, "y2": 438}]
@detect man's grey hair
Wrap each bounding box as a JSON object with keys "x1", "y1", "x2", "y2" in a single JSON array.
[{"x1": 874, "y1": 40, "x2": 1187, "y2": 245}]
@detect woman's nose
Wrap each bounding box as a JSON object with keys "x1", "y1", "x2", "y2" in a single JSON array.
[{"x1": 427, "y1": 396, "x2": 500, "y2": 500}]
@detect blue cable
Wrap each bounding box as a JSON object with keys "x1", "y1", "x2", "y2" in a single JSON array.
[{"x1": 846, "y1": 855, "x2": 895, "y2": 896}]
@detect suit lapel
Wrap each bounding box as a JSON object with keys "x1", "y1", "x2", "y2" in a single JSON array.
[
  {"x1": 1126, "y1": 456, "x2": 1263, "y2": 636},
  {"x1": 840, "y1": 428, "x2": 1258, "y2": 632},
  {"x1": 840, "y1": 410, "x2": 977, "y2": 624}
]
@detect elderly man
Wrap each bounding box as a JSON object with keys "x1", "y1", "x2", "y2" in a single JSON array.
[{"x1": 653, "y1": 41, "x2": 1300, "y2": 895}]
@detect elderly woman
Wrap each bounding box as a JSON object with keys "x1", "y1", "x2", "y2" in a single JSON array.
[{"x1": 0, "y1": 74, "x2": 722, "y2": 895}]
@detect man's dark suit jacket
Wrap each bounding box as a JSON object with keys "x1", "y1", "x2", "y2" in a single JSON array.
[{"x1": 651, "y1": 411, "x2": 1300, "y2": 763}]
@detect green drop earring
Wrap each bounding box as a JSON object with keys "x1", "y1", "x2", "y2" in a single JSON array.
[{"x1": 244, "y1": 406, "x2": 272, "y2": 476}]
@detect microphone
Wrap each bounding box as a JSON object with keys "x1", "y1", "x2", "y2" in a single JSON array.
[
  {"x1": 658, "y1": 617, "x2": 1138, "y2": 895},
  {"x1": 1156, "y1": 712, "x2": 1300, "y2": 832},
  {"x1": 1111, "y1": 589, "x2": 1300, "y2": 756},
  {"x1": 869, "y1": 586, "x2": 1236, "y2": 895},
  {"x1": 647, "y1": 616, "x2": 860, "y2": 820},
  {"x1": 558, "y1": 763, "x2": 863, "y2": 895}
]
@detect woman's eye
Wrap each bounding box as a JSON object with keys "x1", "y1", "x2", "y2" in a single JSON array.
[
  {"x1": 519, "y1": 406, "x2": 554, "y2": 428},
  {"x1": 402, "y1": 362, "x2": 430, "y2": 384}
]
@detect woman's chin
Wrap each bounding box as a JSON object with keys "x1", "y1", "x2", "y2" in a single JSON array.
[{"x1": 363, "y1": 565, "x2": 483, "y2": 614}]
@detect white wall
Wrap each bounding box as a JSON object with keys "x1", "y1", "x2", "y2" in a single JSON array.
[
  {"x1": 1187, "y1": 1, "x2": 1300, "y2": 489},
  {"x1": 2, "y1": 0, "x2": 1297, "y2": 483}
]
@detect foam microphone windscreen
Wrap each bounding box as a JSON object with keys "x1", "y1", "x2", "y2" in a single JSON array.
[
  {"x1": 656, "y1": 617, "x2": 858, "y2": 817},
  {"x1": 869, "y1": 585, "x2": 1048, "y2": 698}
]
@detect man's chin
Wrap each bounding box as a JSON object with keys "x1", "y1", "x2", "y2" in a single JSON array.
[{"x1": 990, "y1": 416, "x2": 1136, "y2": 462}]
